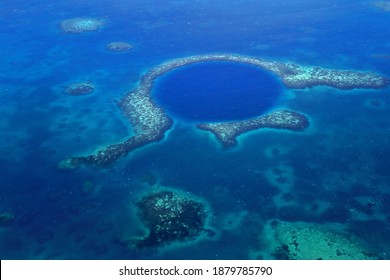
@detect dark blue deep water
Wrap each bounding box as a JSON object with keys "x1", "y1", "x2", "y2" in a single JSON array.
[
  {"x1": 154, "y1": 62, "x2": 282, "y2": 122},
  {"x1": 0, "y1": 0, "x2": 390, "y2": 260}
]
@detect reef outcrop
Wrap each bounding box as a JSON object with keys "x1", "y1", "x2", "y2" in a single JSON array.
[
  {"x1": 197, "y1": 109, "x2": 309, "y2": 147},
  {"x1": 63, "y1": 81, "x2": 94, "y2": 96},
  {"x1": 130, "y1": 189, "x2": 210, "y2": 249},
  {"x1": 60, "y1": 54, "x2": 388, "y2": 168},
  {"x1": 59, "y1": 17, "x2": 106, "y2": 33},
  {"x1": 106, "y1": 42, "x2": 133, "y2": 52}
]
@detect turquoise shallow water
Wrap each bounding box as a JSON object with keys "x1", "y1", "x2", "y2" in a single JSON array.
[{"x1": 0, "y1": 0, "x2": 390, "y2": 259}]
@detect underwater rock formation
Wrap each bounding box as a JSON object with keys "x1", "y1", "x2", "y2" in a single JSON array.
[
  {"x1": 60, "y1": 54, "x2": 388, "y2": 168},
  {"x1": 106, "y1": 42, "x2": 133, "y2": 52},
  {"x1": 63, "y1": 81, "x2": 94, "y2": 96},
  {"x1": 197, "y1": 109, "x2": 309, "y2": 147},
  {"x1": 266, "y1": 220, "x2": 378, "y2": 259},
  {"x1": 131, "y1": 189, "x2": 210, "y2": 249},
  {"x1": 59, "y1": 17, "x2": 106, "y2": 33}
]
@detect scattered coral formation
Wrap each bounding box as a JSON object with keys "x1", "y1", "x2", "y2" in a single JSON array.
[
  {"x1": 59, "y1": 17, "x2": 106, "y2": 33},
  {"x1": 197, "y1": 109, "x2": 309, "y2": 147},
  {"x1": 131, "y1": 189, "x2": 210, "y2": 249},
  {"x1": 60, "y1": 54, "x2": 388, "y2": 168},
  {"x1": 106, "y1": 42, "x2": 133, "y2": 52},
  {"x1": 371, "y1": 1, "x2": 390, "y2": 11},
  {"x1": 266, "y1": 220, "x2": 377, "y2": 259},
  {"x1": 63, "y1": 81, "x2": 94, "y2": 96}
]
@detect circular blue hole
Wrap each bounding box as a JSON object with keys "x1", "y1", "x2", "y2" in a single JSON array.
[{"x1": 153, "y1": 61, "x2": 284, "y2": 122}]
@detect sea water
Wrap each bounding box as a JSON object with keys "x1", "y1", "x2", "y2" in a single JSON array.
[{"x1": 153, "y1": 62, "x2": 283, "y2": 122}]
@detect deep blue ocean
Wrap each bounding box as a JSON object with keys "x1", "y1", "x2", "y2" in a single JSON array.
[
  {"x1": 0, "y1": 0, "x2": 390, "y2": 259},
  {"x1": 154, "y1": 62, "x2": 283, "y2": 121}
]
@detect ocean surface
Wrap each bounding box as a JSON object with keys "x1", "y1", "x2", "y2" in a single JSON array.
[
  {"x1": 0, "y1": 0, "x2": 389, "y2": 259},
  {"x1": 154, "y1": 62, "x2": 283, "y2": 121}
]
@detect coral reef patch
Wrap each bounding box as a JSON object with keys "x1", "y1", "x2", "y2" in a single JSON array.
[
  {"x1": 106, "y1": 42, "x2": 133, "y2": 52},
  {"x1": 63, "y1": 81, "x2": 94, "y2": 96},
  {"x1": 130, "y1": 189, "x2": 211, "y2": 249},
  {"x1": 60, "y1": 54, "x2": 388, "y2": 168},
  {"x1": 59, "y1": 18, "x2": 106, "y2": 34},
  {"x1": 197, "y1": 109, "x2": 309, "y2": 147}
]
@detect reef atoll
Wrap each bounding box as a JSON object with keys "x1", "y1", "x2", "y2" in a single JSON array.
[
  {"x1": 59, "y1": 54, "x2": 388, "y2": 168},
  {"x1": 130, "y1": 189, "x2": 210, "y2": 249},
  {"x1": 59, "y1": 17, "x2": 106, "y2": 33},
  {"x1": 265, "y1": 220, "x2": 378, "y2": 260}
]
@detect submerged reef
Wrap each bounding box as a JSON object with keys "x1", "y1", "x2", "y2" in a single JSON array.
[
  {"x1": 59, "y1": 17, "x2": 106, "y2": 33},
  {"x1": 0, "y1": 212, "x2": 14, "y2": 227},
  {"x1": 106, "y1": 42, "x2": 133, "y2": 52},
  {"x1": 364, "y1": 98, "x2": 386, "y2": 109},
  {"x1": 60, "y1": 54, "x2": 388, "y2": 168},
  {"x1": 266, "y1": 220, "x2": 378, "y2": 260},
  {"x1": 131, "y1": 189, "x2": 210, "y2": 249},
  {"x1": 63, "y1": 81, "x2": 94, "y2": 96},
  {"x1": 197, "y1": 109, "x2": 309, "y2": 147},
  {"x1": 371, "y1": 1, "x2": 390, "y2": 11}
]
